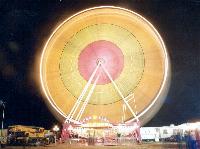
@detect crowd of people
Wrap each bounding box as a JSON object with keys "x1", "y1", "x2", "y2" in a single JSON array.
[{"x1": 176, "y1": 129, "x2": 200, "y2": 149}]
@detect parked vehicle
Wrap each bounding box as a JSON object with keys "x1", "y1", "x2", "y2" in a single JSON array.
[
  {"x1": 0, "y1": 129, "x2": 7, "y2": 148},
  {"x1": 7, "y1": 125, "x2": 52, "y2": 146}
]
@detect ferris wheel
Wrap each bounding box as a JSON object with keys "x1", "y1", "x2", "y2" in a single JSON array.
[{"x1": 40, "y1": 6, "x2": 170, "y2": 125}]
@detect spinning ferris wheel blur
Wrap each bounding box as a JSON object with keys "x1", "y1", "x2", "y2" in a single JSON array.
[{"x1": 40, "y1": 6, "x2": 170, "y2": 125}]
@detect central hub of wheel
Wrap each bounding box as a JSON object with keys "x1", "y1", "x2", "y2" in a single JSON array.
[
  {"x1": 78, "y1": 40, "x2": 124, "y2": 85},
  {"x1": 96, "y1": 58, "x2": 105, "y2": 65}
]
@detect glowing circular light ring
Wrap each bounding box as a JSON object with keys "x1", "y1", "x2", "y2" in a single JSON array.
[{"x1": 40, "y1": 6, "x2": 170, "y2": 125}]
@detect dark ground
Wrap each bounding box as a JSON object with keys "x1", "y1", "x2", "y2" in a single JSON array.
[
  {"x1": 3, "y1": 142, "x2": 185, "y2": 149},
  {"x1": 0, "y1": 0, "x2": 199, "y2": 129}
]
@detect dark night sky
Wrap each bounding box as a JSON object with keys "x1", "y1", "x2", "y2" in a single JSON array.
[{"x1": 0, "y1": 0, "x2": 199, "y2": 129}]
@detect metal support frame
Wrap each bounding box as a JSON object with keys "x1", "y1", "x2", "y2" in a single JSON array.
[
  {"x1": 65, "y1": 61, "x2": 139, "y2": 123},
  {"x1": 65, "y1": 62, "x2": 100, "y2": 123},
  {"x1": 101, "y1": 64, "x2": 138, "y2": 121},
  {"x1": 76, "y1": 73, "x2": 100, "y2": 121}
]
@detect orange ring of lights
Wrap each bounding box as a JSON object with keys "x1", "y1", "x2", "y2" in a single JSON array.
[{"x1": 40, "y1": 6, "x2": 170, "y2": 125}]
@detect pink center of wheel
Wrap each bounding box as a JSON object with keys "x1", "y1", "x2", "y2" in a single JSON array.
[{"x1": 78, "y1": 40, "x2": 124, "y2": 85}]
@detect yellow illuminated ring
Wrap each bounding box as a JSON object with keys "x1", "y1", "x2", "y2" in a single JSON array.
[{"x1": 40, "y1": 6, "x2": 170, "y2": 125}]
